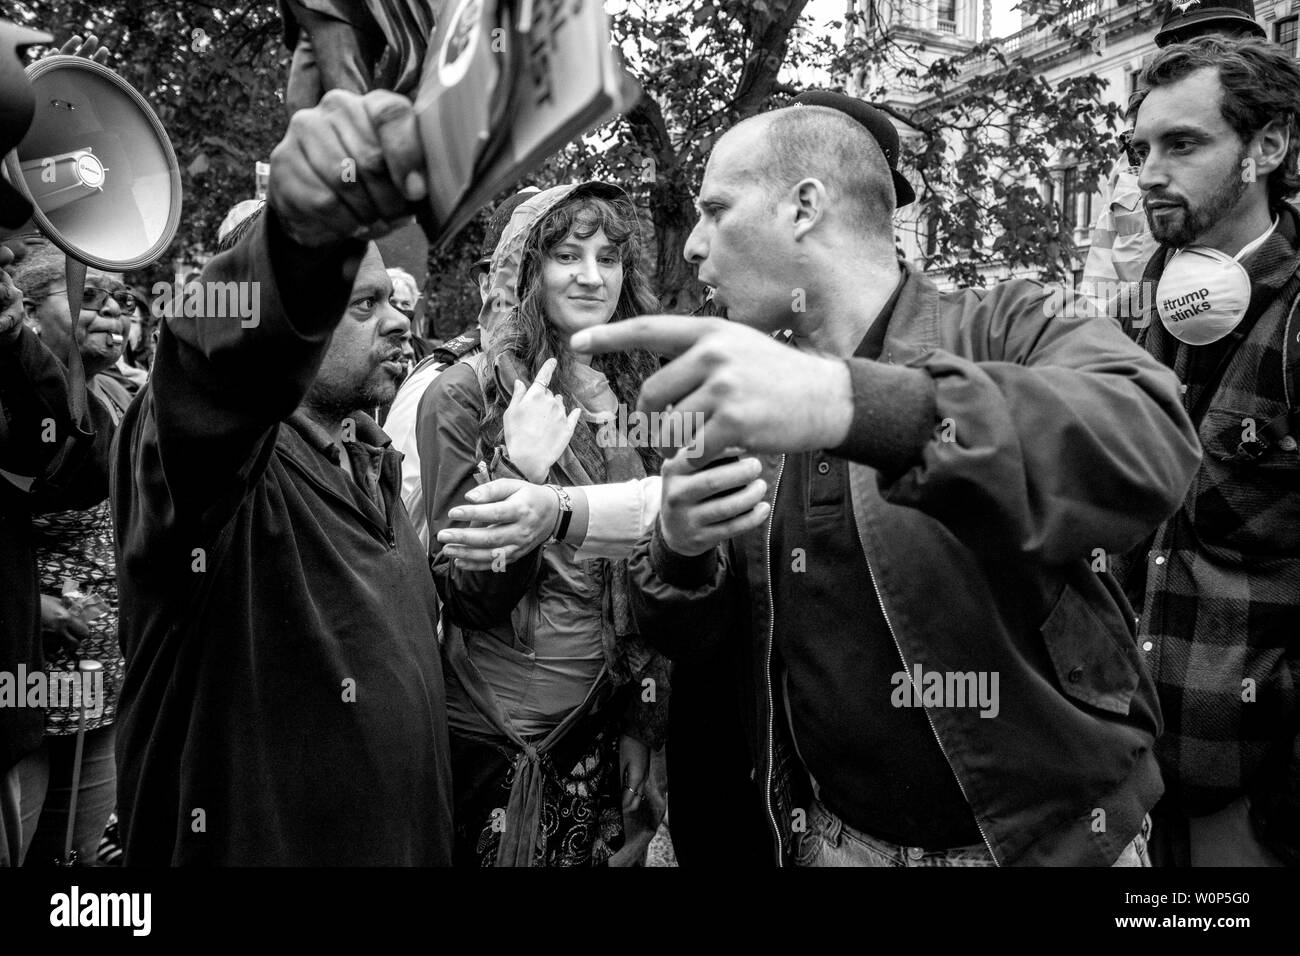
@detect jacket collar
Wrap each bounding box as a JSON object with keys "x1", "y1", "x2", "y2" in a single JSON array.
[
  {"x1": 285, "y1": 409, "x2": 391, "y2": 465},
  {"x1": 280, "y1": 410, "x2": 402, "y2": 534},
  {"x1": 879, "y1": 260, "x2": 943, "y2": 364}
]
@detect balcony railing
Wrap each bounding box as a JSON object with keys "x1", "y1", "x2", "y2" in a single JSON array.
[{"x1": 992, "y1": 0, "x2": 1104, "y2": 57}]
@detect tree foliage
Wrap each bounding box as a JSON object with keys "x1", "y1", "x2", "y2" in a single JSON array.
[
  {"x1": 6, "y1": 0, "x2": 1136, "y2": 318},
  {"x1": 7, "y1": 1, "x2": 289, "y2": 285}
]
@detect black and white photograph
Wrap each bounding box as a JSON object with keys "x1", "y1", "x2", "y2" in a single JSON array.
[{"x1": 0, "y1": 0, "x2": 1295, "y2": 939}]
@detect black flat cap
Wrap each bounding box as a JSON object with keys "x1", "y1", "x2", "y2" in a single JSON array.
[{"x1": 791, "y1": 89, "x2": 916, "y2": 207}]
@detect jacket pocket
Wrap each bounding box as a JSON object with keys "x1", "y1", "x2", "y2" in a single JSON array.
[
  {"x1": 1198, "y1": 405, "x2": 1300, "y2": 555},
  {"x1": 1040, "y1": 582, "x2": 1140, "y2": 716}
]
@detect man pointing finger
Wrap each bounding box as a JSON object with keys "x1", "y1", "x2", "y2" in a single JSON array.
[{"x1": 598, "y1": 98, "x2": 1201, "y2": 867}]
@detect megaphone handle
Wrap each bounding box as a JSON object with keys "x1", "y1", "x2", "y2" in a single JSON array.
[
  {"x1": 62, "y1": 257, "x2": 88, "y2": 427},
  {"x1": 62, "y1": 700, "x2": 89, "y2": 864}
]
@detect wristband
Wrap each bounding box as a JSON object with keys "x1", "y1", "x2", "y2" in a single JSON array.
[{"x1": 546, "y1": 484, "x2": 573, "y2": 543}]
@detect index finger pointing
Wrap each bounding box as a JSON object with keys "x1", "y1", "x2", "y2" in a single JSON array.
[
  {"x1": 361, "y1": 90, "x2": 426, "y2": 203},
  {"x1": 570, "y1": 315, "x2": 726, "y2": 358}
]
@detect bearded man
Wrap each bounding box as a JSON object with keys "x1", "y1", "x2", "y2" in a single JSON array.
[{"x1": 1123, "y1": 35, "x2": 1300, "y2": 866}]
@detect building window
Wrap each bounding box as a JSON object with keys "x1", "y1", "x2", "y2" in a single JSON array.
[
  {"x1": 1277, "y1": 16, "x2": 1298, "y2": 57},
  {"x1": 936, "y1": 0, "x2": 958, "y2": 33},
  {"x1": 1056, "y1": 166, "x2": 1093, "y2": 233},
  {"x1": 925, "y1": 215, "x2": 939, "y2": 259}
]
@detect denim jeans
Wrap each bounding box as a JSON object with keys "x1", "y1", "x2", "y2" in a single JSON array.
[{"x1": 794, "y1": 798, "x2": 1152, "y2": 867}]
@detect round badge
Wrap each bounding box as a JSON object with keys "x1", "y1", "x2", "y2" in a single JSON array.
[{"x1": 439, "y1": 0, "x2": 484, "y2": 88}]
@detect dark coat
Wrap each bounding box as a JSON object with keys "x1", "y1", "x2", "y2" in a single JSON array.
[
  {"x1": 111, "y1": 211, "x2": 452, "y2": 865},
  {"x1": 631, "y1": 262, "x2": 1202, "y2": 866}
]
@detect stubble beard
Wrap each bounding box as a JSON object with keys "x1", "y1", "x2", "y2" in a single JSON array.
[
  {"x1": 1147, "y1": 150, "x2": 1252, "y2": 248},
  {"x1": 304, "y1": 357, "x2": 396, "y2": 425}
]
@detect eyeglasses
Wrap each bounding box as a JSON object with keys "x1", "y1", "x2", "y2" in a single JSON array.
[{"x1": 41, "y1": 286, "x2": 139, "y2": 315}]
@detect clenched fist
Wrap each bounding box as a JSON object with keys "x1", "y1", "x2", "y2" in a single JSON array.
[{"x1": 269, "y1": 89, "x2": 427, "y2": 248}]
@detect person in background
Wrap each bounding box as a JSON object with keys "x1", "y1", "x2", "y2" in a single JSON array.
[
  {"x1": 379, "y1": 266, "x2": 423, "y2": 394},
  {"x1": 423, "y1": 181, "x2": 670, "y2": 866},
  {"x1": 123, "y1": 285, "x2": 157, "y2": 372},
  {"x1": 216, "y1": 200, "x2": 267, "y2": 250},
  {"x1": 101, "y1": 284, "x2": 153, "y2": 396},
  {"x1": 11, "y1": 245, "x2": 130, "y2": 866},
  {"x1": 1081, "y1": 0, "x2": 1265, "y2": 311},
  {"x1": 0, "y1": 27, "x2": 115, "y2": 868},
  {"x1": 1121, "y1": 35, "x2": 1300, "y2": 866},
  {"x1": 387, "y1": 266, "x2": 419, "y2": 318},
  {"x1": 386, "y1": 187, "x2": 538, "y2": 547},
  {"x1": 0, "y1": 250, "x2": 94, "y2": 867}
]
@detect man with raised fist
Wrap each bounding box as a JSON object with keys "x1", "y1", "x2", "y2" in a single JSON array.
[{"x1": 111, "y1": 89, "x2": 451, "y2": 865}]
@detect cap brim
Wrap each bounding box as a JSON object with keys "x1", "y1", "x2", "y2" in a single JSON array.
[
  {"x1": 1155, "y1": 12, "x2": 1265, "y2": 46},
  {"x1": 892, "y1": 170, "x2": 916, "y2": 207}
]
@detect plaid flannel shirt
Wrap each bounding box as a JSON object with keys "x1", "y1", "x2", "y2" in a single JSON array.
[{"x1": 1128, "y1": 208, "x2": 1300, "y2": 826}]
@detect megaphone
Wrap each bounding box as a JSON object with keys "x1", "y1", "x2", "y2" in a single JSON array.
[
  {"x1": 1, "y1": 28, "x2": 183, "y2": 446},
  {"x1": 0, "y1": 23, "x2": 50, "y2": 228},
  {"x1": 2, "y1": 53, "x2": 182, "y2": 271}
]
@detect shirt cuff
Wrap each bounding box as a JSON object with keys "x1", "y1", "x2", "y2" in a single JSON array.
[
  {"x1": 649, "y1": 521, "x2": 718, "y2": 588},
  {"x1": 828, "y1": 358, "x2": 937, "y2": 474},
  {"x1": 572, "y1": 477, "x2": 661, "y2": 560}
]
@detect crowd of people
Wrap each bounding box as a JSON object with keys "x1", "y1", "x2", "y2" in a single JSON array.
[{"x1": 1, "y1": 0, "x2": 1298, "y2": 868}]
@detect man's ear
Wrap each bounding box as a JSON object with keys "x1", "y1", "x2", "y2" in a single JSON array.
[
  {"x1": 477, "y1": 270, "x2": 492, "y2": 303},
  {"x1": 1249, "y1": 118, "x2": 1290, "y2": 181},
  {"x1": 791, "y1": 178, "x2": 827, "y2": 240}
]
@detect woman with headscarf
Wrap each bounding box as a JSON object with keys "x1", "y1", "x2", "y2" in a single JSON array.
[{"x1": 423, "y1": 181, "x2": 670, "y2": 866}]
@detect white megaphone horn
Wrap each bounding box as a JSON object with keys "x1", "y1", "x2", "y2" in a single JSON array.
[{"x1": 1, "y1": 37, "x2": 182, "y2": 433}]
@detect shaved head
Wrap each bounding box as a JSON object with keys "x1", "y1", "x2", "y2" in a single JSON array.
[
  {"x1": 684, "y1": 104, "x2": 901, "y2": 332},
  {"x1": 727, "y1": 105, "x2": 897, "y2": 243}
]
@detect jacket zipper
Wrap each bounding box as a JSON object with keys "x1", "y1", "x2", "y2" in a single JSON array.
[
  {"x1": 763, "y1": 454, "x2": 786, "y2": 867},
  {"x1": 851, "y1": 513, "x2": 1000, "y2": 865}
]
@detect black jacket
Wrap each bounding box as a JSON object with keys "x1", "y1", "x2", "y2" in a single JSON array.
[
  {"x1": 630, "y1": 264, "x2": 1201, "y2": 865},
  {"x1": 111, "y1": 211, "x2": 453, "y2": 865}
]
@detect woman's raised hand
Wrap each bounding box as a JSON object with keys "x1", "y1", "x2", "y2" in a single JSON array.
[{"x1": 503, "y1": 357, "x2": 581, "y2": 483}]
